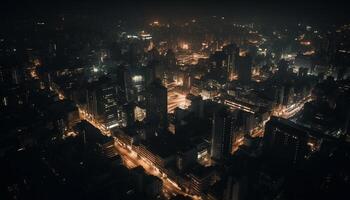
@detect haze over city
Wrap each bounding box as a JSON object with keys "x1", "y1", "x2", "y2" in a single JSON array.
[{"x1": 1, "y1": 1, "x2": 349, "y2": 200}]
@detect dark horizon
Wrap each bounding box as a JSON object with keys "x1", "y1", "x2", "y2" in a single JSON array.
[
  {"x1": 2, "y1": 0, "x2": 350, "y2": 25},
  {"x1": 1, "y1": 1, "x2": 349, "y2": 200}
]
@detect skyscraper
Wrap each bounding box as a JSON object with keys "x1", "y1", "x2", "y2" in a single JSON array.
[
  {"x1": 223, "y1": 43, "x2": 240, "y2": 81},
  {"x1": 86, "y1": 80, "x2": 122, "y2": 129},
  {"x1": 211, "y1": 107, "x2": 239, "y2": 161},
  {"x1": 236, "y1": 55, "x2": 252, "y2": 84},
  {"x1": 145, "y1": 80, "x2": 168, "y2": 131},
  {"x1": 124, "y1": 66, "x2": 155, "y2": 103},
  {"x1": 263, "y1": 117, "x2": 312, "y2": 165}
]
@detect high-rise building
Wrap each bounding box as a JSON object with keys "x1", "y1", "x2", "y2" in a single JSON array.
[
  {"x1": 188, "y1": 165, "x2": 216, "y2": 195},
  {"x1": 124, "y1": 66, "x2": 155, "y2": 103},
  {"x1": 263, "y1": 117, "x2": 314, "y2": 165},
  {"x1": 223, "y1": 43, "x2": 240, "y2": 80},
  {"x1": 113, "y1": 65, "x2": 128, "y2": 102},
  {"x1": 145, "y1": 80, "x2": 168, "y2": 130},
  {"x1": 211, "y1": 107, "x2": 239, "y2": 161},
  {"x1": 86, "y1": 81, "x2": 122, "y2": 129},
  {"x1": 236, "y1": 55, "x2": 252, "y2": 84}
]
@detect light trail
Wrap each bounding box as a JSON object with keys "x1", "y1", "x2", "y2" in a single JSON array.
[
  {"x1": 168, "y1": 92, "x2": 188, "y2": 113},
  {"x1": 114, "y1": 140, "x2": 193, "y2": 198},
  {"x1": 78, "y1": 105, "x2": 197, "y2": 199},
  {"x1": 251, "y1": 127, "x2": 265, "y2": 138},
  {"x1": 231, "y1": 95, "x2": 312, "y2": 152},
  {"x1": 46, "y1": 84, "x2": 196, "y2": 198},
  {"x1": 39, "y1": 76, "x2": 315, "y2": 200},
  {"x1": 177, "y1": 53, "x2": 208, "y2": 65},
  {"x1": 274, "y1": 95, "x2": 313, "y2": 119},
  {"x1": 232, "y1": 135, "x2": 245, "y2": 153},
  {"x1": 166, "y1": 81, "x2": 190, "y2": 113}
]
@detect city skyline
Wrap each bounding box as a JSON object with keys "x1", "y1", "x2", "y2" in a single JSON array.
[{"x1": 0, "y1": 1, "x2": 349, "y2": 200}]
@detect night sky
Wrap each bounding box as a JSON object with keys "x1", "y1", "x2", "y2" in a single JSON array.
[{"x1": 2, "y1": 0, "x2": 350, "y2": 24}]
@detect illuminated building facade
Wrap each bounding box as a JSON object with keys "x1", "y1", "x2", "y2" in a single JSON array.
[
  {"x1": 124, "y1": 66, "x2": 155, "y2": 103},
  {"x1": 86, "y1": 82, "x2": 124, "y2": 129}
]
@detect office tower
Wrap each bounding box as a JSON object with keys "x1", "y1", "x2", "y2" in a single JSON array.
[
  {"x1": 223, "y1": 43, "x2": 240, "y2": 80},
  {"x1": 113, "y1": 66, "x2": 127, "y2": 102},
  {"x1": 129, "y1": 72, "x2": 144, "y2": 103},
  {"x1": 124, "y1": 66, "x2": 155, "y2": 103},
  {"x1": 145, "y1": 80, "x2": 168, "y2": 130},
  {"x1": 236, "y1": 54, "x2": 252, "y2": 84},
  {"x1": 263, "y1": 117, "x2": 312, "y2": 165},
  {"x1": 125, "y1": 70, "x2": 145, "y2": 103},
  {"x1": 211, "y1": 107, "x2": 239, "y2": 161},
  {"x1": 188, "y1": 165, "x2": 216, "y2": 194},
  {"x1": 226, "y1": 54, "x2": 236, "y2": 81},
  {"x1": 86, "y1": 81, "x2": 120, "y2": 129}
]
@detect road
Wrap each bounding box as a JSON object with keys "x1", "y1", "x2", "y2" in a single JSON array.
[
  {"x1": 78, "y1": 90, "x2": 312, "y2": 200},
  {"x1": 46, "y1": 77, "x2": 312, "y2": 200},
  {"x1": 166, "y1": 81, "x2": 190, "y2": 113},
  {"x1": 114, "y1": 142, "x2": 191, "y2": 198},
  {"x1": 78, "y1": 106, "x2": 197, "y2": 199},
  {"x1": 274, "y1": 95, "x2": 313, "y2": 119},
  {"x1": 233, "y1": 95, "x2": 313, "y2": 151},
  {"x1": 46, "y1": 83, "x2": 197, "y2": 199}
]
